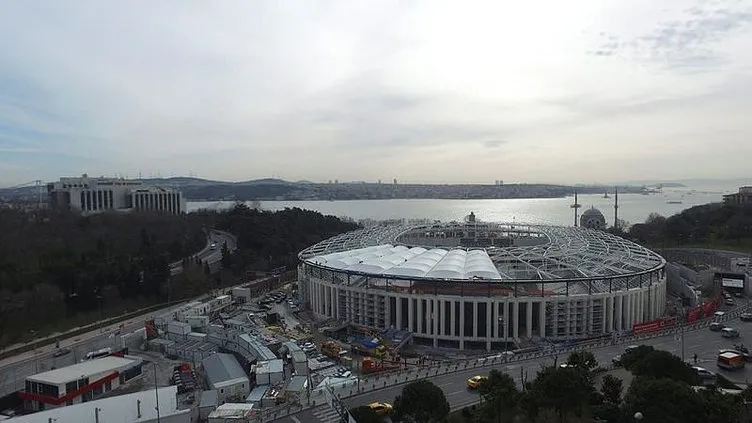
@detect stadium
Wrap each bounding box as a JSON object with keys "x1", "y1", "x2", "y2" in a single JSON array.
[{"x1": 297, "y1": 219, "x2": 667, "y2": 351}]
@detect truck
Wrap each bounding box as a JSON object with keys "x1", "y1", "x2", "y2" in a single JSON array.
[
  {"x1": 717, "y1": 351, "x2": 745, "y2": 370},
  {"x1": 361, "y1": 357, "x2": 405, "y2": 374},
  {"x1": 322, "y1": 341, "x2": 349, "y2": 361}
]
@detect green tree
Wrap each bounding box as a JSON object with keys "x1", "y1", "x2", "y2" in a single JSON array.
[
  {"x1": 623, "y1": 376, "x2": 696, "y2": 423},
  {"x1": 393, "y1": 380, "x2": 450, "y2": 423},
  {"x1": 566, "y1": 350, "x2": 598, "y2": 372},
  {"x1": 601, "y1": 374, "x2": 623, "y2": 404},
  {"x1": 528, "y1": 365, "x2": 594, "y2": 422},
  {"x1": 479, "y1": 370, "x2": 520, "y2": 423},
  {"x1": 630, "y1": 350, "x2": 699, "y2": 385},
  {"x1": 620, "y1": 345, "x2": 655, "y2": 370}
]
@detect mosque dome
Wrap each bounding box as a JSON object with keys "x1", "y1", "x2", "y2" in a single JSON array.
[{"x1": 580, "y1": 207, "x2": 607, "y2": 230}]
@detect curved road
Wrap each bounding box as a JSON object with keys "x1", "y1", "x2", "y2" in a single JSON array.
[
  {"x1": 0, "y1": 230, "x2": 236, "y2": 398},
  {"x1": 272, "y1": 308, "x2": 752, "y2": 423}
]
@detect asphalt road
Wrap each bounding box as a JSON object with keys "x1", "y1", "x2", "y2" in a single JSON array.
[
  {"x1": 273, "y1": 314, "x2": 752, "y2": 423},
  {"x1": 0, "y1": 230, "x2": 237, "y2": 398}
]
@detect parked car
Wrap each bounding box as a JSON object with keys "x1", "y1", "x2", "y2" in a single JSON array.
[
  {"x1": 740, "y1": 313, "x2": 752, "y2": 322},
  {"x1": 693, "y1": 366, "x2": 716, "y2": 380},
  {"x1": 710, "y1": 322, "x2": 725, "y2": 332}
]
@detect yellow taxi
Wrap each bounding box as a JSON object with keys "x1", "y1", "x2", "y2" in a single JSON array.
[
  {"x1": 368, "y1": 402, "x2": 393, "y2": 415},
  {"x1": 466, "y1": 375, "x2": 488, "y2": 389}
]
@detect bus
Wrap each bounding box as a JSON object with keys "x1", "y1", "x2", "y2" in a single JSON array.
[{"x1": 81, "y1": 347, "x2": 112, "y2": 362}]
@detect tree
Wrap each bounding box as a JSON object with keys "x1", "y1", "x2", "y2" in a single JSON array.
[
  {"x1": 601, "y1": 374, "x2": 623, "y2": 404},
  {"x1": 566, "y1": 351, "x2": 598, "y2": 373},
  {"x1": 528, "y1": 365, "x2": 594, "y2": 422},
  {"x1": 623, "y1": 376, "x2": 696, "y2": 423},
  {"x1": 479, "y1": 370, "x2": 520, "y2": 423},
  {"x1": 393, "y1": 380, "x2": 450, "y2": 423},
  {"x1": 620, "y1": 345, "x2": 655, "y2": 370},
  {"x1": 630, "y1": 350, "x2": 699, "y2": 385}
]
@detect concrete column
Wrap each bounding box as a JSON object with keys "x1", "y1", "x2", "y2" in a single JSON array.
[
  {"x1": 438, "y1": 300, "x2": 444, "y2": 337},
  {"x1": 553, "y1": 301, "x2": 559, "y2": 338},
  {"x1": 408, "y1": 298, "x2": 414, "y2": 333},
  {"x1": 486, "y1": 300, "x2": 493, "y2": 351},
  {"x1": 433, "y1": 299, "x2": 439, "y2": 348},
  {"x1": 512, "y1": 301, "x2": 520, "y2": 340},
  {"x1": 460, "y1": 301, "x2": 465, "y2": 349},
  {"x1": 417, "y1": 299, "x2": 424, "y2": 335},
  {"x1": 526, "y1": 301, "x2": 533, "y2": 338},
  {"x1": 601, "y1": 299, "x2": 607, "y2": 334},
  {"x1": 539, "y1": 301, "x2": 546, "y2": 338},
  {"x1": 450, "y1": 300, "x2": 456, "y2": 338},
  {"x1": 473, "y1": 301, "x2": 478, "y2": 338},
  {"x1": 503, "y1": 300, "x2": 510, "y2": 343},
  {"x1": 615, "y1": 295, "x2": 623, "y2": 331},
  {"x1": 396, "y1": 296, "x2": 402, "y2": 330},
  {"x1": 385, "y1": 295, "x2": 391, "y2": 328}
]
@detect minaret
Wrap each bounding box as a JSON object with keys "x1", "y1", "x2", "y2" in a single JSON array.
[
  {"x1": 614, "y1": 187, "x2": 619, "y2": 229},
  {"x1": 570, "y1": 191, "x2": 581, "y2": 227}
]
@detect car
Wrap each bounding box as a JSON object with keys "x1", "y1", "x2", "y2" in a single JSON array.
[
  {"x1": 368, "y1": 402, "x2": 393, "y2": 415},
  {"x1": 735, "y1": 292, "x2": 743, "y2": 298},
  {"x1": 625, "y1": 345, "x2": 639, "y2": 352},
  {"x1": 741, "y1": 313, "x2": 752, "y2": 322},
  {"x1": 725, "y1": 299, "x2": 735, "y2": 306},
  {"x1": 693, "y1": 366, "x2": 716, "y2": 380},
  {"x1": 710, "y1": 322, "x2": 725, "y2": 332},
  {"x1": 53, "y1": 347, "x2": 71, "y2": 358},
  {"x1": 722, "y1": 327, "x2": 740, "y2": 338},
  {"x1": 714, "y1": 311, "x2": 726, "y2": 318},
  {"x1": 466, "y1": 375, "x2": 488, "y2": 389}
]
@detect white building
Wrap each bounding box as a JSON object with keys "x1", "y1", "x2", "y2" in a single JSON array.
[
  {"x1": 202, "y1": 353, "x2": 250, "y2": 404},
  {"x1": 20, "y1": 356, "x2": 142, "y2": 411},
  {"x1": 8, "y1": 385, "x2": 189, "y2": 423},
  {"x1": 47, "y1": 174, "x2": 185, "y2": 214}
]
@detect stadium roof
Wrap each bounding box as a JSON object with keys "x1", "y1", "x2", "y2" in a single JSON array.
[{"x1": 300, "y1": 222, "x2": 665, "y2": 282}]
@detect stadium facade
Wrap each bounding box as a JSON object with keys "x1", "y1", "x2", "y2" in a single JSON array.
[{"x1": 297, "y1": 221, "x2": 667, "y2": 350}]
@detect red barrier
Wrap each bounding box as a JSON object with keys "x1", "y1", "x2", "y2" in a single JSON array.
[
  {"x1": 632, "y1": 317, "x2": 677, "y2": 336},
  {"x1": 687, "y1": 308, "x2": 703, "y2": 323}
]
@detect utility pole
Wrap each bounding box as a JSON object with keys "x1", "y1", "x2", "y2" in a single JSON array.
[{"x1": 154, "y1": 365, "x2": 161, "y2": 423}]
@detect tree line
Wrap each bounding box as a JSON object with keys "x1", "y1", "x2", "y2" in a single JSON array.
[
  {"x1": 351, "y1": 347, "x2": 749, "y2": 423},
  {"x1": 0, "y1": 205, "x2": 358, "y2": 348},
  {"x1": 624, "y1": 203, "x2": 752, "y2": 248}
]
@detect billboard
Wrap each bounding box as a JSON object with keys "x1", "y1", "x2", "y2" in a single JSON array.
[{"x1": 722, "y1": 278, "x2": 744, "y2": 288}]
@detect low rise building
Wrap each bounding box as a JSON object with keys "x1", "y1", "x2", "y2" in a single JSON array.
[
  {"x1": 199, "y1": 390, "x2": 219, "y2": 421},
  {"x1": 202, "y1": 353, "x2": 250, "y2": 404},
  {"x1": 255, "y1": 359, "x2": 284, "y2": 386},
  {"x1": 8, "y1": 385, "x2": 188, "y2": 423},
  {"x1": 238, "y1": 334, "x2": 278, "y2": 361},
  {"x1": 723, "y1": 186, "x2": 752, "y2": 205},
  {"x1": 19, "y1": 356, "x2": 142, "y2": 411},
  {"x1": 207, "y1": 403, "x2": 256, "y2": 423}
]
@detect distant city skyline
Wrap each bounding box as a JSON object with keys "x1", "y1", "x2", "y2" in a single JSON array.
[{"x1": 2, "y1": 1, "x2": 752, "y2": 187}]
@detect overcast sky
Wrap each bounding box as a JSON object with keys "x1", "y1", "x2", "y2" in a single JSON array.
[{"x1": 1, "y1": 0, "x2": 751, "y2": 187}]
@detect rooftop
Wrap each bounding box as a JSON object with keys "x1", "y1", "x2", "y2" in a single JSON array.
[
  {"x1": 6, "y1": 386, "x2": 186, "y2": 423},
  {"x1": 207, "y1": 403, "x2": 256, "y2": 419},
  {"x1": 301, "y1": 222, "x2": 665, "y2": 282},
  {"x1": 27, "y1": 357, "x2": 137, "y2": 385},
  {"x1": 256, "y1": 359, "x2": 284, "y2": 374},
  {"x1": 202, "y1": 353, "x2": 248, "y2": 387}
]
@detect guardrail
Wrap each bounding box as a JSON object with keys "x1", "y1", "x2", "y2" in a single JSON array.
[{"x1": 256, "y1": 302, "x2": 752, "y2": 422}]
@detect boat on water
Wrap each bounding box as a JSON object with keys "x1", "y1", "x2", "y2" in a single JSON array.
[{"x1": 667, "y1": 200, "x2": 683, "y2": 204}]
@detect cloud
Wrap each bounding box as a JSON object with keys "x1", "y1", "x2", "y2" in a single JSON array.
[{"x1": 0, "y1": 0, "x2": 751, "y2": 186}]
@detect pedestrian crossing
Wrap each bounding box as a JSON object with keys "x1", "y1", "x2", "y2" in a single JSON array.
[{"x1": 311, "y1": 404, "x2": 342, "y2": 423}]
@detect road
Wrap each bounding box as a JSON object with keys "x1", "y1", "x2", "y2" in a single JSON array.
[
  {"x1": 0, "y1": 230, "x2": 237, "y2": 398},
  {"x1": 271, "y1": 312, "x2": 752, "y2": 423}
]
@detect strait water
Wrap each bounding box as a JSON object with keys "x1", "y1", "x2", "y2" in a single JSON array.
[{"x1": 188, "y1": 185, "x2": 737, "y2": 226}]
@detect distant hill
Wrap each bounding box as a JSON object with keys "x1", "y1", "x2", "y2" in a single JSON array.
[{"x1": 1, "y1": 176, "x2": 652, "y2": 202}]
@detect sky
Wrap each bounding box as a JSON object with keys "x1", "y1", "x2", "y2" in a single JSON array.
[{"x1": 1, "y1": 0, "x2": 752, "y2": 187}]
